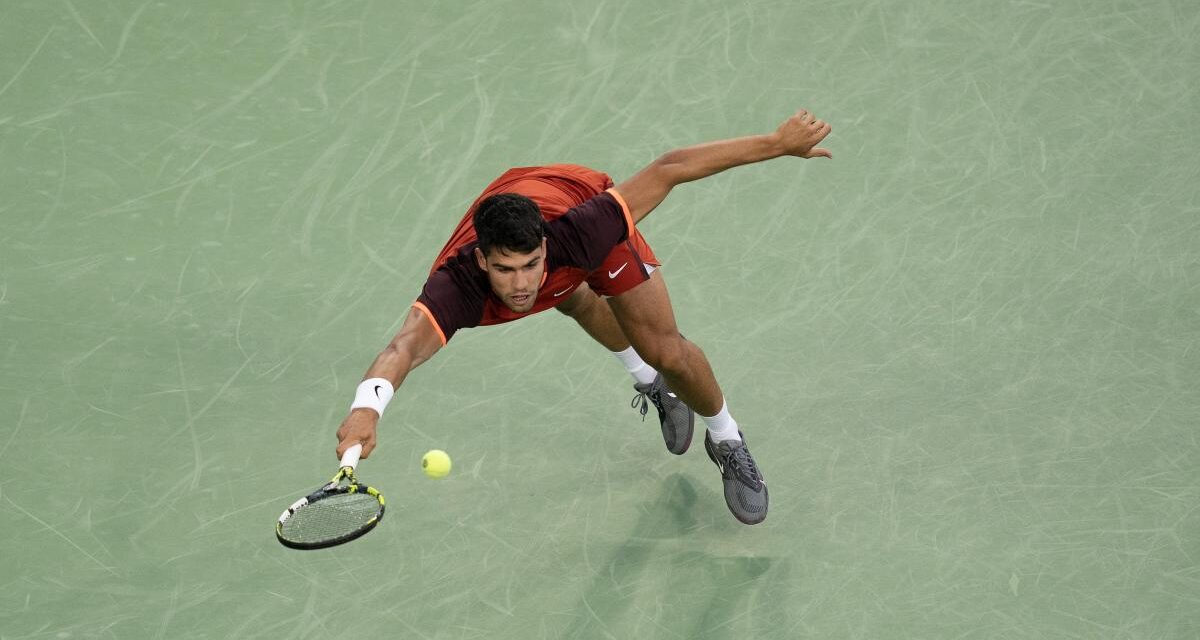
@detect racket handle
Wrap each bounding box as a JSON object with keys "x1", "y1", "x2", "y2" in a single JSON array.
[{"x1": 340, "y1": 443, "x2": 363, "y2": 469}]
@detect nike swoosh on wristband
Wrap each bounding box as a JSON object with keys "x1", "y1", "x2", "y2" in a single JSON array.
[
  {"x1": 374, "y1": 385, "x2": 383, "y2": 397},
  {"x1": 608, "y1": 263, "x2": 629, "y2": 279}
]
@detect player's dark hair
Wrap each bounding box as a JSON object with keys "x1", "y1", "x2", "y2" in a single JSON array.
[{"x1": 473, "y1": 193, "x2": 546, "y2": 257}]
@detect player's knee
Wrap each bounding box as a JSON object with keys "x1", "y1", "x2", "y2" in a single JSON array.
[{"x1": 640, "y1": 335, "x2": 691, "y2": 375}]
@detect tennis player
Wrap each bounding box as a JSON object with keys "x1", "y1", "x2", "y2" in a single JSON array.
[{"x1": 336, "y1": 108, "x2": 832, "y2": 524}]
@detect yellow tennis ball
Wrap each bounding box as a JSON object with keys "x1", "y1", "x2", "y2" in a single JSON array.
[{"x1": 422, "y1": 449, "x2": 451, "y2": 478}]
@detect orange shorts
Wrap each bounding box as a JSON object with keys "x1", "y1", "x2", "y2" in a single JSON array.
[{"x1": 584, "y1": 230, "x2": 659, "y2": 297}]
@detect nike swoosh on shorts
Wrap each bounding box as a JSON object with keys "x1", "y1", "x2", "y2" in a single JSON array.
[{"x1": 608, "y1": 263, "x2": 628, "y2": 279}]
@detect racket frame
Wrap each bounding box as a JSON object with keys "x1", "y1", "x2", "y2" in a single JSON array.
[{"x1": 275, "y1": 445, "x2": 386, "y2": 550}]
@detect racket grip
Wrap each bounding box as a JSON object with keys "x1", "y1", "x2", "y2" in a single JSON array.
[{"x1": 340, "y1": 443, "x2": 363, "y2": 469}]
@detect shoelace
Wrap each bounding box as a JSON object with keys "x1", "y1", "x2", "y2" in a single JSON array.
[
  {"x1": 630, "y1": 386, "x2": 663, "y2": 422},
  {"x1": 631, "y1": 392, "x2": 649, "y2": 420},
  {"x1": 722, "y1": 442, "x2": 762, "y2": 486}
]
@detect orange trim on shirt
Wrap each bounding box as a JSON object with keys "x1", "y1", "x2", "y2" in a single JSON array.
[
  {"x1": 411, "y1": 301, "x2": 448, "y2": 346},
  {"x1": 605, "y1": 188, "x2": 635, "y2": 237}
]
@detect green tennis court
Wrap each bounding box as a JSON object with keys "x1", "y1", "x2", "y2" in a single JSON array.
[{"x1": 2, "y1": 1, "x2": 1197, "y2": 637}]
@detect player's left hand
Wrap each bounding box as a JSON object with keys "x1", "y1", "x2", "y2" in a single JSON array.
[{"x1": 774, "y1": 109, "x2": 832, "y2": 159}]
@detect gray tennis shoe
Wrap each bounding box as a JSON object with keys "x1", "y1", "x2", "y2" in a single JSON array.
[
  {"x1": 631, "y1": 373, "x2": 695, "y2": 455},
  {"x1": 704, "y1": 430, "x2": 769, "y2": 525}
]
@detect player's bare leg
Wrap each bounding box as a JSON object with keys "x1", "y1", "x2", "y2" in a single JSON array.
[
  {"x1": 605, "y1": 270, "x2": 721, "y2": 415},
  {"x1": 607, "y1": 269, "x2": 768, "y2": 525},
  {"x1": 556, "y1": 281, "x2": 695, "y2": 455}
]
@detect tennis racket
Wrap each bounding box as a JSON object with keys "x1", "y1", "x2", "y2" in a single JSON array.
[{"x1": 276, "y1": 444, "x2": 385, "y2": 550}]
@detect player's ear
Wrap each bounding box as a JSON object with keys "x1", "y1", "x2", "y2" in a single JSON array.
[{"x1": 474, "y1": 247, "x2": 488, "y2": 271}]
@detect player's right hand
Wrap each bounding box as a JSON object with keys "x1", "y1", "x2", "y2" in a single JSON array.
[
  {"x1": 336, "y1": 409, "x2": 380, "y2": 459},
  {"x1": 774, "y1": 108, "x2": 832, "y2": 159}
]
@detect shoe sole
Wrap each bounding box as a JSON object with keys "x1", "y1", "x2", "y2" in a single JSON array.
[
  {"x1": 664, "y1": 412, "x2": 694, "y2": 455},
  {"x1": 648, "y1": 381, "x2": 693, "y2": 455}
]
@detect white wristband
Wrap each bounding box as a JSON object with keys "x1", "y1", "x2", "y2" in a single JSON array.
[{"x1": 350, "y1": 377, "x2": 395, "y2": 417}]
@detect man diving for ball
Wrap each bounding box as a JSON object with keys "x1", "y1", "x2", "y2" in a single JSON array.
[{"x1": 335, "y1": 108, "x2": 832, "y2": 524}]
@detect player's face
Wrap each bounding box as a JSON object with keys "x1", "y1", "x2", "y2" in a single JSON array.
[{"x1": 475, "y1": 239, "x2": 547, "y2": 313}]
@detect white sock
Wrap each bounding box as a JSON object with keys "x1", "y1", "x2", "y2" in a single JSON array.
[
  {"x1": 612, "y1": 346, "x2": 658, "y2": 386},
  {"x1": 701, "y1": 400, "x2": 741, "y2": 443}
]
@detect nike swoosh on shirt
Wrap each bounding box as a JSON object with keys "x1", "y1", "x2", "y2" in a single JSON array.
[
  {"x1": 608, "y1": 263, "x2": 629, "y2": 279},
  {"x1": 552, "y1": 287, "x2": 573, "y2": 297}
]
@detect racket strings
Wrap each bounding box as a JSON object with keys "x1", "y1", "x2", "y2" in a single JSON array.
[{"x1": 279, "y1": 491, "x2": 382, "y2": 544}]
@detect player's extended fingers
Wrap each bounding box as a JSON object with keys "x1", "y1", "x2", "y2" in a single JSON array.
[
  {"x1": 804, "y1": 146, "x2": 832, "y2": 159},
  {"x1": 797, "y1": 109, "x2": 814, "y2": 124}
]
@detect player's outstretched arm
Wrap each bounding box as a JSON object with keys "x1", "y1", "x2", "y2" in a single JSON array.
[
  {"x1": 614, "y1": 108, "x2": 832, "y2": 223},
  {"x1": 335, "y1": 306, "x2": 443, "y2": 459}
]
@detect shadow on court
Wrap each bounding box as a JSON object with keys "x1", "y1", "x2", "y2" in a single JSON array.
[{"x1": 561, "y1": 474, "x2": 792, "y2": 639}]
